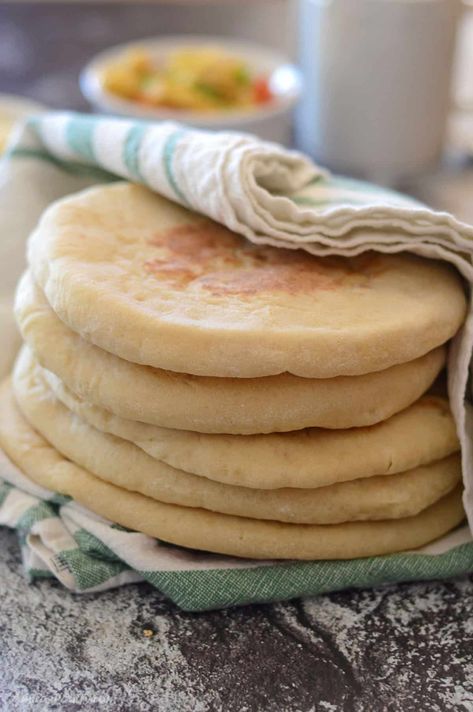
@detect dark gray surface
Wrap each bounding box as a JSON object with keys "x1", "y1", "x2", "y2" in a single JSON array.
[
  {"x1": 1, "y1": 4, "x2": 473, "y2": 710},
  {"x1": 1, "y1": 529, "x2": 473, "y2": 711}
]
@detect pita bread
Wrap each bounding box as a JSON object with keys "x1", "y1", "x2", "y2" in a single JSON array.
[
  {"x1": 27, "y1": 182, "x2": 466, "y2": 378},
  {"x1": 12, "y1": 362, "x2": 461, "y2": 524},
  {"x1": 24, "y1": 350, "x2": 460, "y2": 490},
  {"x1": 0, "y1": 379, "x2": 464, "y2": 559},
  {"x1": 15, "y1": 274, "x2": 446, "y2": 434}
]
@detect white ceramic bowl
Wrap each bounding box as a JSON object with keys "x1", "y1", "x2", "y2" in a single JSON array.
[{"x1": 80, "y1": 36, "x2": 302, "y2": 145}]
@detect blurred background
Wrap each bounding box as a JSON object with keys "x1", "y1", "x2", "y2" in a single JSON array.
[
  {"x1": 2, "y1": 0, "x2": 473, "y2": 217},
  {"x1": 0, "y1": 1, "x2": 293, "y2": 109}
]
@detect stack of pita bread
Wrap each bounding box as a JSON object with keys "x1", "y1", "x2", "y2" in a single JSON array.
[{"x1": 0, "y1": 182, "x2": 468, "y2": 559}]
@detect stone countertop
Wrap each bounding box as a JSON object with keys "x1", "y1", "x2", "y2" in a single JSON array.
[
  {"x1": 1, "y1": 529, "x2": 473, "y2": 711},
  {"x1": 1, "y1": 4, "x2": 473, "y2": 710}
]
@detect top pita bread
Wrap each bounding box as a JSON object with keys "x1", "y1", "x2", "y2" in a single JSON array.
[{"x1": 27, "y1": 182, "x2": 467, "y2": 378}]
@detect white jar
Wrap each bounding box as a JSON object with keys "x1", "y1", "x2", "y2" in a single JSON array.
[{"x1": 295, "y1": 0, "x2": 461, "y2": 185}]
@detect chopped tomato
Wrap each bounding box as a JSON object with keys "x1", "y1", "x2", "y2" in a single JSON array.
[{"x1": 252, "y1": 76, "x2": 272, "y2": 104}]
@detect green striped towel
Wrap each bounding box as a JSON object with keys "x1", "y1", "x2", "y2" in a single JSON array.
[{"x1": 0, "y1": 111, "x2": 473, "y2": 611}]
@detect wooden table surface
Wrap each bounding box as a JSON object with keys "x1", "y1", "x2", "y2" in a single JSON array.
[{"x1": 1, "y1": 5, "x2": 472, "y2": 711}]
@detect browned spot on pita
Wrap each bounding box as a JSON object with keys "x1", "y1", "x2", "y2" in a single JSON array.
[{"x1": 145, "y1": 221, "x2": 389, "y2": 295}]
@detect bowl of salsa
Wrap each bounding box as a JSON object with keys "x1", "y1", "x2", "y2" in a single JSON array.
[{"x1": 80, "y1": 36, "x2": 302, "y2": 145}]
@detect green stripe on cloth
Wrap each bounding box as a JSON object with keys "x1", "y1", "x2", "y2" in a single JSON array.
[
  {"x1": 140, "y1": 542, "x2": 473, "y2": 611},
  {"x1": 111, "y1": 523, "x2": 132, "y2": 533},
  {"x1": 8, "y1": 147, "x2": 117, "y2": 181},
  {"x1": 73, "y1": 528, "x2": 122, "y2": 562},
  {"x1": 49, "y1": 493, "x2": 72, "y2": 506},
  {"x1": 123, "y1": 124, "x2": 148, "y2": 182},
  {"x1": 28, "y1": 567, "x2": 55, "y2": 581},
  {"x1": 16, "y1": 501, "x2": 56, "y2": 533},
  {"x1": 65, "y1": 115, "x2": 97, "y2": 162},
  {"x1": 0, "y1": 481, "x2": 13, "y2": 507},
  {"x1": 54, "y1": 548, "x2": 130, "y2": 590},
  {"x1": 163, "y1": 128, "x2": 189, "y2": 205}
]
